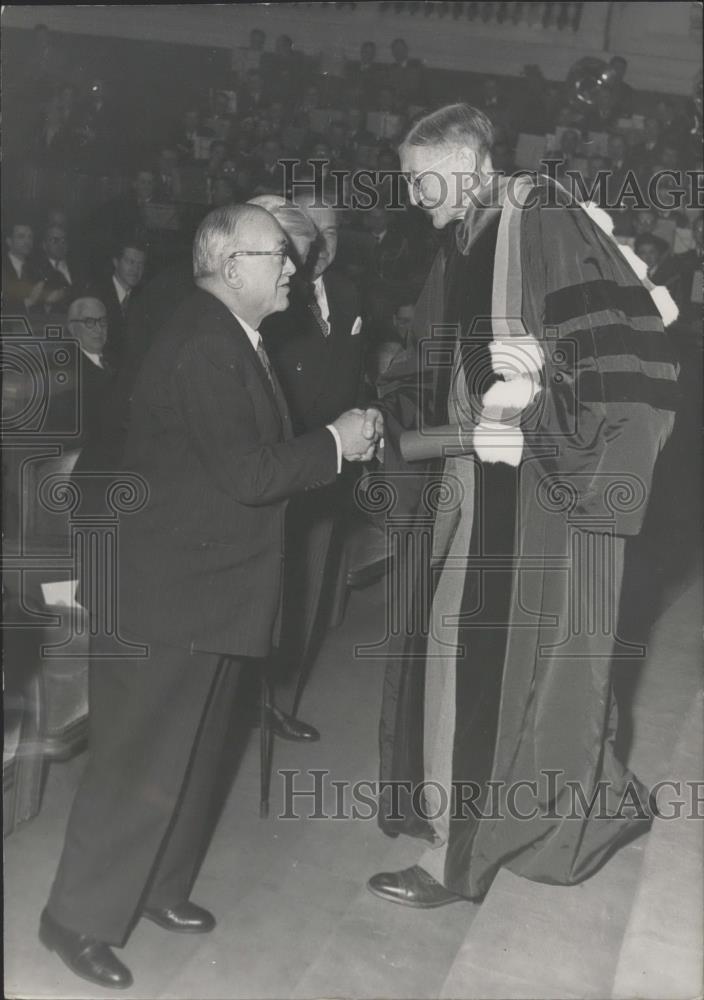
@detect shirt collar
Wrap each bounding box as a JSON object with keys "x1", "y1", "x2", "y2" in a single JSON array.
[
  {"x1": 8, "y1": 252, "x2": 24, "y2": 276},
  {"x1": 231, "y1": 311, "x2": 261, "y2": 350},
  {"x1": 81, "y1": 348, "x2": 104, "y2": 369},
  {"x1": 313, "y1": 275, "x2": 330, "y2": 319},
  {"x1": 112, "y1": 274, "x2": 129, "y2": 302}
]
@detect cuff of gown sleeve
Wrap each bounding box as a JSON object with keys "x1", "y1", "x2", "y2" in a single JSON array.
[
  {"x1": 473, "y1": 422, "x2": 524, "y2": 467},
  {"x1": 326, "y1": 424, "x2": 342, "y2": 473}
]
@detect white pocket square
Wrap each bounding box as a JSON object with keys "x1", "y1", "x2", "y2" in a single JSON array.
[{"x1": 351, "y1": 316, "x2": 362, "y2": 336}]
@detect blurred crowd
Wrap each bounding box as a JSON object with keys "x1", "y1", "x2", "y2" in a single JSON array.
[{"x1": 3, "y1": 22, "x2": 702, "y2": 381}]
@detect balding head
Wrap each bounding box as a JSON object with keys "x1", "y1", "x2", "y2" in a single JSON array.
[
  {"x1": 193, "y1": 204, "x2": 296, "y2": 327},
  {"x1": 67, "y1": 296, "x2": 108, "y2": 356}
]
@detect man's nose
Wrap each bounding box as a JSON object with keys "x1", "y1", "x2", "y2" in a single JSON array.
[{"x1": 283, "y1": 255, "x2": 296, "y2": 277}]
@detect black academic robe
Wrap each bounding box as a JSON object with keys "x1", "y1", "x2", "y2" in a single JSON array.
[{"x1": 374, "y1": 177, "x2": 679, "y2": 899}]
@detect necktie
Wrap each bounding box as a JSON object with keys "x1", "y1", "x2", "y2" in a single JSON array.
[
  {"x1": 309, "y1": 294, "x2": 330, "y2": 337},
  {"x1": 256, "y1": 339, "x2": 276, "y2": 390},
  {"x1": 121, "y1": 291, "x2": 130, "y2": 317}
]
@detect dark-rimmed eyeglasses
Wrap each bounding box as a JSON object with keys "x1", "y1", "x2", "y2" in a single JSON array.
[
  {"x1": 227, "y1": 249, "x2": 289, "y2": 262},
  {"x1": 74, "y1": 316, "x2": 108, "y2": 330}
]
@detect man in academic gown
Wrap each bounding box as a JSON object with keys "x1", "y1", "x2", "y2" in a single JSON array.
[{"x1": 366, "y1": 104, "x2": 678, "y2": 907}]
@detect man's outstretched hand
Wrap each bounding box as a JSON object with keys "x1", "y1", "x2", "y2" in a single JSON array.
[{"x1": 332, "y1": 407, "x2": 384, "y2": 462}]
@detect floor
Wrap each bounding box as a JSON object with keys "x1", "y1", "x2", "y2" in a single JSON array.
[{"x1": 4, "y1": 537, "x2": 703, "y2": 999}]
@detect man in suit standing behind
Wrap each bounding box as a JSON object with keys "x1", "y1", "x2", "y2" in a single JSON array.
[
  {"x1": 40, "y1": 204, "x2": 383, "y2": 991},
  {"x1": 94, "y1": 239, "x2": 147, "y2": 371},
  {"x1": 261, "y1": 185, "x2": 367, "y2": 723}
]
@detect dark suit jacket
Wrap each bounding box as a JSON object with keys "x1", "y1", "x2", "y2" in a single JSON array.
[
  {"x1": 70, "y1": 354, "x2": 123, "y2": 485},
  {"x1": 34, "y1": 254, "x2": 88, "y2": 306},
  {"x1": 92, "y1": 275, "x2": 139, "y2": 371},
  {"x1": 384, "y1": 59, "x2": 424, "y2": 104},
  {"x1": 1, "y1": 252, "x2": 41, "y2": 314},
  {"x1": 262, "y1": 268, "x2": 365, "y2": 434},
  {"x1": 117, "y1": 288, "x2": 338, "y2": 657}
]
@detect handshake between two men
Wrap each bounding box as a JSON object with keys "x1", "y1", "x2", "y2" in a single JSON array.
[{"x1": 331, "y1": 407, "x2": 384, "y2": 463}]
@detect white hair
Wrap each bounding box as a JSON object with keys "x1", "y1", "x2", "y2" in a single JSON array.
[{"x1": 192, "y1": 203, "x2": 269, "y2": 280}]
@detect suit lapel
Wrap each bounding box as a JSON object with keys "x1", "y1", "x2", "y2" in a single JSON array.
[{"x1": 230, "y1": 315, "x2": 293, "y2": 441}]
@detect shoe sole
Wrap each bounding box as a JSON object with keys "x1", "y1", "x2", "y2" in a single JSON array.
[
  {"x1": 366, "y1": 883, "x2": 465, "y2": 908},
  {"x1": 39, "y1": 925, "x2": 133, "y2": 990},
  {"x1": 142, "y1": 913, "x2": 216, "y2": 934}
]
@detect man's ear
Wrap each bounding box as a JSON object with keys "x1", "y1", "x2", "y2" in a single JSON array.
[
  {"x1": 223, "y1": 256, "x2": 243, "y2": 290},
  {"x1": 458, "y1": 145, "x2": 478, "y2": 174}
]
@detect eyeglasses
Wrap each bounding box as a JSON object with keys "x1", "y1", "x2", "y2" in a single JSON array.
[
  {"x1": 75, "y1": 316, "x2": 108, "y2": 330},
  {"x1": 227, "y1": 249, "x2": 289, "y2": 263}
]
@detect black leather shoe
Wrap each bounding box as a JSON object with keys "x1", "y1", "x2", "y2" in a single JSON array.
[
  {"x1": 39, "y1": 908, "x2": 133, "y2": 989},
  {"x1": 143, "y1": 901, "x2": 216, "y2": 933},
  {"x1": 267, "y1": 705, "x2": 320, "y2": 742},
  {"x1": 367, "y1": 865, "x2": 465, "y2": 908}
]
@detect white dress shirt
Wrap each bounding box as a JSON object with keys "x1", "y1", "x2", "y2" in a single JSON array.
[
  {"x1": 312, "y1": 276, "x2": 330, "y2": 326},
  {"x1": 51, "y1": 259, "x2": 72, "y2": 284},
  {"x1": 112, "y1": 274, "x2": 130, "y2": 305},
  {"x1": 232, "y1": 311, "x2": 341, "y2": 473},
  {"x1": 82, "y1": 349, "x2": 104, "y2": 369},
  {"x1": 8, "y1": 253, "x2": 24, "y2": 279}
]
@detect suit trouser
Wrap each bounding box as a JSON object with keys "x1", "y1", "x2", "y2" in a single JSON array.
[
  {"x1": 46, "y1": 633, "x2": 242, "y2": 946},
  {"x1": 282, "y1": 490, "x2": 338, "y2": 678}
]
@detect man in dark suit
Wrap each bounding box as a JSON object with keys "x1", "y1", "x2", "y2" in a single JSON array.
[
  {"x1": 345, "y1": 41, "x2": 380, "y2": 109},
  {"x1": 385, "y1": 38, "x2": 424, "y2": 106},
  {"x1": 60, "y1": 295, "x2": 124, "y2": 505},
  {"x1": 258, "y1": 188, "x2": 366, "y2": 721},
  {"x1": 33, "y1": 224, "x2": 88, "y2": 314},
  {"x1": 39, "y1": 204, "x2": 382, "y2": 991},
  {"x1": 93, "y1": 239, "x2": 147, "y2": 371},
  {"x1": 2, "y1": 218, "x2": 48, "y2": 316}
]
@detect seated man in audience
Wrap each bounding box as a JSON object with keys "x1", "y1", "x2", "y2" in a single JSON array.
[
  {"x1": 672, "y1": 213, "x2": 703, "y2": 323},
  {"x1": 2, "y1": 218, "x2": 51, "y2": 316},
  {"x1": 386, "y1": 38, "x2": 423, "y2": 107},
  {"x1": 346, "y1": 40, "x2": 380, "y2": 108},
  {"x1": 43, "y1": 294, "x2": 124, "y2": 514},
  {"x1": 94, "y1": 239, "x2": 147, "y2": 370},
  {"x1": 237, "y1": 69, "x2": 269, "y2": 117},
  {"x1": 634, "y1": 232, "x2": 682, "y2": 299},
  {"x1": 608, "y1": 56, "x2": 634, "y2": 118},
  {"x1": 231, "y1": 26, "x2": 266, "y2": 79},
  {"x1": 633, "y1": 116, "x2": 664, "y2": 178},
  {"x1": 35, "y1": 224, "x2": 86, "y2": 314},
  {"x1": 83, "y1": 167, "x2": 155, "y2": 262},
  {"x1": 252, "y1": 137, "x2": 286, "y2": 195},
  {"x1": 65, "y1": 294, "x2": 117, "y2": 427},
  {"x1": 390, "y1": 300, "x2": 415, "y2": 350},
  {"x1": 210, "y1": 175, "x2": 237, "y2": 208},
  {"x1": 154, "y1": 146, "x2": 182, "y2": 201}
]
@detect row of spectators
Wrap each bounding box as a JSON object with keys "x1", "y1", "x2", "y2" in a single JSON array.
[{"x1": 3, "y1": 23, "x2": 702, "y2": 367}]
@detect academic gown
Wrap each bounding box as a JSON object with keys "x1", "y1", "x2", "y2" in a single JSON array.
[{"x1": 374, "y1": 176, "x2": 679, "y2": 899}]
